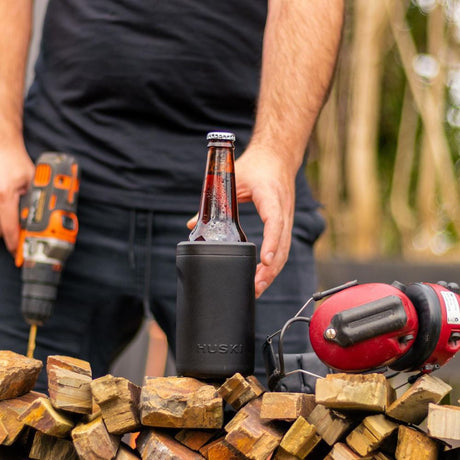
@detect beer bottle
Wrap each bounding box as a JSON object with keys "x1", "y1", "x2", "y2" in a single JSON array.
[{"x1": 189, "y1": 131, "x2": 247, "y2": 242}]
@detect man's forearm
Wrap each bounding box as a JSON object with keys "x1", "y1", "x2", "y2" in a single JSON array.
[
  {"x1": 0, "y1": 0, "x2": 33, "y2": 145},
  {"x1": 251, "y1": 0, "x2": 344, "y2": 172}
]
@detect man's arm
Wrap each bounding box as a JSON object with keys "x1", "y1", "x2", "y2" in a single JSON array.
[
  {"x1": 0, "y1": 0, "x2": 35, "y2": 254},
  {"x1": 236, "y1": 0, "x2": 344, "y2": 297}
]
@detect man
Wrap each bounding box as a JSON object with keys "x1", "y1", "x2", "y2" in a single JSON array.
[{"x1": 0, "y1": 1, "x2": 344, "y2": 389}]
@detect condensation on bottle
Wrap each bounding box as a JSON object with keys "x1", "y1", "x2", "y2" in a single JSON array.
[{"x1": 189, "y1": 131, "x2": 247, "y2": 242}]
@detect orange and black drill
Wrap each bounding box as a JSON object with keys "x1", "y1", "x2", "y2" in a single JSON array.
[{"x1": 15, "y1": 152, "x2": 80, "y2": 358}]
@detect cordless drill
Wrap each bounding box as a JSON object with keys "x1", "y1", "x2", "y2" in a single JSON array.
[{"x1": 15, "y1": 152, "x2": 80, "y2": 358}]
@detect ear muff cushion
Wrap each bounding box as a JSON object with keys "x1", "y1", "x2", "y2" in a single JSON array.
[{"x1": 390, "y1": 283, "x2": 442, "y2": 372}]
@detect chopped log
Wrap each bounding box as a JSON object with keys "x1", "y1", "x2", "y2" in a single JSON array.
[
  {"x1": 0, "y1": 391, "x2": 44, "y2": 446},
  {"x1": 175, "y1": 429, "x2": 217, "y2": 451},
  {"x1": 47, "y1": 355, "x2": 93, "y2": 415},
  {"x1": 306, "y1": 404, "x2": 355, "y2": 446},
  {"x1": 136, "y1": 429, "x2": 204, "y2": 459},
  {"x1": 201, "y1": 436, "x2": 246, "y2": 459},
  {"x1": 198, "y1": 435, "x2": 222, "y2": 458},
  {"x1": 0, "y1": 350, "x2": 42, "y2": 400},
  {"x1": 47, "y1": 355, "x2": 92, "y2": 376},
  {"x1": 386, "y1": 374, "x2": 452, "y2": 424},
  {"x1": 395, "y1": 425, "x2": 440, "y2": 460},
  {"x1": 345, "y1": 422, "x2": 376, "y2": 457},
  {"x1": 71, "y1": 416, "x2": 120, "y2": 460},
  {"x1": 345, "y1": 414, "x2": 397, "y2": 456},
  {"x1": 90, "y1": 374, "x2": 141, "y2": 435},
  {"x1": 426, "y1": 403, "x2": 460, "y2": 449},
  {"x1": 18, "y1": 396, "x2": 74, "y2": 438},
  {"x1": 326, "y1": 444, "x2": 391, "y2": 460},
  {"x1": 3, "y1": 355, "x2": 460, "y2": 459},
  {"x1": 273, "y1": 416, "x2": 321, "y2": 459},
  {"x1": 140, "y1": 376, "x2": 223, "y2": 429},
  {"x1": 246, "y1": 376, "x2": 266, "y2": 394},
  {"x1": 115, "y1": 442, "x2": 141, "y2": 459},
  {"x1": 372, "y1": 453, "x2": 393, "y2": 460},
  {"x1": 217, "y1": 373, "x2": 265, "y2": 411},
  {"x1": 224, "y1": 398, "x2": 285, "y2": 460},
  {"x1": 324, "y1": 442, "x2": 361, "y2": 460},
  {"x1": 363, "y1": 413, "x2": 398, "y2": 441},
  {"x1": 0, "y1": 420, "x2": 7, "y2": 444},
  {"x1": 260, "y1": 392, "x2": 316, "y2": 422},
  {"x1": 315, "y1": 373, "x2": 395, "y2": 412},
  {"x1": 82, "y1": 400, "x2": 103, "y2": 423},
  {"x1": 29, "y1": 431, "x2": 78, "y2": 460},
  {"x1": 29, "y1": 432, "x2": 55, "y2": 459}
]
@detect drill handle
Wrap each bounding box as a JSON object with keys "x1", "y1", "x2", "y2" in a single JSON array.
[{"x1": 16, "y1": 152, "x2": 80, "y2": 268}]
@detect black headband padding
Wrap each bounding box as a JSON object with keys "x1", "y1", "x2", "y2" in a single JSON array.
[{"x1": 390, "y1": 283, "x2": 442, "y2": 372}]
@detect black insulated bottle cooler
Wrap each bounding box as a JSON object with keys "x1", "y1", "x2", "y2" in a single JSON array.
[{"x1": 176, "y1": 241, "x2": 256, "y2": 380}]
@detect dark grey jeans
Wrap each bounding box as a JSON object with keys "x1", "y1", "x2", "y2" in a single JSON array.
[{"x1": 0, "y1": 198, "x2": 324, "y2": 391}]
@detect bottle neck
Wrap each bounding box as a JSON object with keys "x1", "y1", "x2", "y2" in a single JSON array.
[{"x1": 203, "y1": 144, "x2": 236, "y2": 221}]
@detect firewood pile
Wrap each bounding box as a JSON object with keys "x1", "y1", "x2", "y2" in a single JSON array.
[{"x1": 0, "y1": 350, "x2": 459, "y2": 459}]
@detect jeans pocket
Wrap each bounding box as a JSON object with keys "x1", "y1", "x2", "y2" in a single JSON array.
[{"x1": 293, "y1": 209, "x2": 326, "y2": 245}]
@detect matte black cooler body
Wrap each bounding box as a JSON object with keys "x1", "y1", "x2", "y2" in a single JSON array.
[{"x1": 176, "y1": 241, "x2": 256, "y2": 379}]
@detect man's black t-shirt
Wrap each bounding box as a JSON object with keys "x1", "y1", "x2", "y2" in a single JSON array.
[{"x1": 23, "y1": 0, "x2": 316, "y2": 212}]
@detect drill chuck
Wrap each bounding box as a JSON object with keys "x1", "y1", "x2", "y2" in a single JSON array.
[
  {"x1": 21, "y1": 262, "x2": 62, "y2": 325},
  {"x1": 20, "y1": 236, "x2": 74, "y2": 325}
]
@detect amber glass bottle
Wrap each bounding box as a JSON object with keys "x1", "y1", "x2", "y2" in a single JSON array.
[
  {"x1": 176, "y1": 131, "x2": 256, "y2": 379},
  {"x1": 189, "y1": 131, "x2": 247, "y2": 242}
]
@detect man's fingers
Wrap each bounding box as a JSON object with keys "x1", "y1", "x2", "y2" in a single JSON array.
[
  {"x1": 255, "y1": 262, "x2": 281, "y2": 298},
  {"x1": 255, "y1": 238, "x2": 291, "y2": 297},
  {"x1": 254, "y1": 188, "x2": 286, "y2": 263},
  {"x1": 255, "y1": 217, "x2": 292, "y2": 298},
  {"x1": 186, "y1": 213, "x2": 198, "y2": 230},
  {"x1": 0, "y1": 197, "x2": 20, "y2": 255},
  {"x1": 247, "y1": 182, "x2": 294, "y2": 297},
  {"x1": 259, "y1": 212, "x2": 282, "y2": 266},
  {"x1": 0, "y1": 145, "x2": 35, "y2": 256}
]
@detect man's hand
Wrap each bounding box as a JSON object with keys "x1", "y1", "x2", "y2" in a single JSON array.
[
  {"x1": 235, "y1": 145, "x2": 296, "y2": 298},
  {"x1": 0, "y1": 143, "x2": 34, "y2": 255},
  {"x1": 0, "y1": 0, "x2": 35, "y2": 255},
  {"x1": 186, "y1": 144, "x2": 297, "y2": 299}
]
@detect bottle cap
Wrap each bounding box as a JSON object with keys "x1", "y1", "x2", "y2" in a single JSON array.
[{"x1": 207, "y1": 132, "x2": 235, "y2": 141}]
